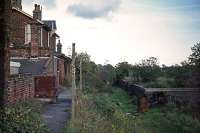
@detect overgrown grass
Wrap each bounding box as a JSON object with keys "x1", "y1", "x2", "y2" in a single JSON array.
[
  {"x1": 64, "y1": 87, "x2": 200, "y2": 133},
  {"x1": 94, "y1": 88, "x2": 137, "y2": 114},
  {"x1": 136, "y1": 106, "x2": 200, "y2": 133},
  {"x1": 0, "y1": 100, "x2": 48, "y2": 133},
  {"x1": 63, "y1": 88, "x2": 137, "y2": 133}
]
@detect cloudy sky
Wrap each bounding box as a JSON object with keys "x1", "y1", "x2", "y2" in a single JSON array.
[{"x1": 22, "y1": 0, "x2": 200, "y2": 65}]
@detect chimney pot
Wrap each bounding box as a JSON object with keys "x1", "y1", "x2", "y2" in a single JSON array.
[
  {"x1": 33, "y1": 4, "x2": 42, "y2": 20},
  {"x1": 57, "y1": 40, "x2": 62, "y2": 54},
  {"x1": 12, "y1": 0, "x2": 22, "y2": 9}
]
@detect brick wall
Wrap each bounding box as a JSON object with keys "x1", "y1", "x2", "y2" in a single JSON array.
[
  {"x1": 10, "y1": 48, "x2": 30, "y2": 57},
  {"x1": 42, "y1": 29, "x2": 49, "y2": 48},
  {"x1": 50, "y1": 36, "x2": 56, "y2": 52},
  {"x1": 58, "y1": 58, "x2": 65, "y2": 85},
  {"x1": 6, "y1": 74, "x2": 34, "y2": 105},
  {"x1": 64, "y1": 61, "x2": 72, "y2": 84},
  {"x1": 30, "y1": 24, "x2": 40, "y2": 57},
  {"x1": 11, "y1": 9, "x2": 51, "y2": 58},
  {"x1": 39, "y1": 47, "x2": 50, "y2": 57},
  {"x1": 11, "y1": 9, "x2": 33, "y2": 46}
]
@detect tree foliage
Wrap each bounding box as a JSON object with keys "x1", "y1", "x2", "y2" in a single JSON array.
[
  {"x1": 138, "y1": 57, "x2": 161, "y2": 82},
  {"x1": 76, "y1": 42, "x2": 200, "y2": 89},
  {"x1": 189, "y1": 42, "x2": 200, "y2": 66},
  {"x1": 189, "y1": 42, "x2": 200, "y2": 87},
  {"x1": 75, "y1": 52, "x2": 116, "y2": 92},
  {"x1": 115, "y1": 62, "x2": 132, "y2": 79}
]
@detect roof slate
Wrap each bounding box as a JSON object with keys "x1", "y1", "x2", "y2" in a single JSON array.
[
  {"x1": 43, "y1": 20, "x2": 57, "y2": 30},
  {"x1": 11, "y1": 58, "x2": 48, "y2": 75}
]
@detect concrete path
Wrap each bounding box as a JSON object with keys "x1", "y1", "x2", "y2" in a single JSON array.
[{"x1": 42, "y1": 88, "x2": 72, "y2": 133}]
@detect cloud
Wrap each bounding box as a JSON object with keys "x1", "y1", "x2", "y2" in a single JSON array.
[
  {"x1": 22, "y1": 0, "x2": 56, "y2": 9},
  {"x1": 67, "y1": 0, "x2": 121, "y2": 19}
]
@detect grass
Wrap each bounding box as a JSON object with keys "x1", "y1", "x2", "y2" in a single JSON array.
[
  {"x1": 63, "y1": 87, "x2": 200, "y2": 133},
  {"x1": 136, "y1": 107, "x2": 200, "y2": 133},
  {"x1": 94, "y1": 88, "x2": 137, "y2": 114}
]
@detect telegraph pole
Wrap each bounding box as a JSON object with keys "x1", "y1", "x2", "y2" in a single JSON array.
[
  {"x1": 0, "y1": 0, "x2": 11, "y2": 108},
  {"x1": 71, "y1": 43, "x2": 76, "y2": 121},
  {"x1": 79, "y1": 57, "x2": 82, "y2": 91}
]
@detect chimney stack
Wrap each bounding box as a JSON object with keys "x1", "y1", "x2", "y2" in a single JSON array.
[
  {"x1": 33, "y1": 4, "x2": 42, "y2": 20},
  {"x1": 12, "y1": 0, "x2": 22, "y2": 9},
  {"x1": 57, "y1": 40, "x2": 62, "y2": 54}
]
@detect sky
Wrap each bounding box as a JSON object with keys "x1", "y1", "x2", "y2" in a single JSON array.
[{"x1": 22, "y1": 0, "x2": 200, "y2": 65}]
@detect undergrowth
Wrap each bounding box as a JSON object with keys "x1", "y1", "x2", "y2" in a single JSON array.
[
  {"x1": 0, "y1": 100, "x2": 48, "y2": 133},
  {"x1": 63, "y1": 87, "x2": 200, "y2": 133}
]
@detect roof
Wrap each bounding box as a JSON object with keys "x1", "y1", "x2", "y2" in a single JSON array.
[
  {"x1": 11, "y1": 58, "x2": 48, "y2": 75},
  {"x1": 43, "y1": 20, "x2": 57, "y2": 30},
  {"x1": 55, "y1": 53, "x2": 72, "y2": 62},
  {"x1": 12, "y1": 7, "x2": 44, "y2": 24}
]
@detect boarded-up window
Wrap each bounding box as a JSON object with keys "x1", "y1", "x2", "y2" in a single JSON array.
[{"x1": 25, "y1": 24, "x2": 31, "y2": 44}]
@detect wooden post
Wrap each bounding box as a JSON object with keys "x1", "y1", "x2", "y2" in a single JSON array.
[
  {"x1": 79, "y1": 57, "x2": 82, "y2": 91},
  {"x1": 0, "y1": 0, "x2": 11, "y2": 108},
  {"x1": 71, "y1": 43, "x2": 76, "y2": 121}
]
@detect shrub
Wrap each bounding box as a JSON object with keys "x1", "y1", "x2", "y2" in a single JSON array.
[{"x1": 0, "y1": 100, "x2": 48, "y2": 133}]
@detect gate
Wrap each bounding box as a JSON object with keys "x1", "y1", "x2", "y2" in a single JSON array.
[{"x1": 35, "y1": 76, "x2": 57, "y2": 98}]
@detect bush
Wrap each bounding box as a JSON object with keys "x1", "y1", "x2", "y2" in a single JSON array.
[{"x1": 0, "y1": 100, "x2": 48, "y2": 133}]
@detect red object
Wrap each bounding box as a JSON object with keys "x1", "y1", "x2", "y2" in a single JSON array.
[{"x1": 35, "y1": 76, "x2": 57, "y2": 98}]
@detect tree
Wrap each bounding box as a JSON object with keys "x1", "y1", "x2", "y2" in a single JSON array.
[
  {"x1": 140, "y1": 57, "x2": 159, "y2": 67},
  {"x1": 189, "y1": 42, "x2": 200, "y2": 87},
  {"x1": 131, "y1": 65, "x2": 141, "y2": 82},
  {"x1": 115, "y1": 62, "x2": 132, "y2": 80},
  {"x1": 98, "y1": 64, "x2": 116, "y2": 85},
  {"x1": 189, "y1": 42, "x2": 200, "y2": 66},
  {"x1": 138, "y1": 57, "x2": 161, "y2": 82},
  {"x1": 75, "y1": 52, "x2": 97, "y2": 76},
  {"x1": 75, "y1": 52, "x2": 103, "y2": 91}
]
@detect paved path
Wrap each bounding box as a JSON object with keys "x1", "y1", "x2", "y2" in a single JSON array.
[{"x1": 42, "y1": 88, "x2": 72, "y2": 133}]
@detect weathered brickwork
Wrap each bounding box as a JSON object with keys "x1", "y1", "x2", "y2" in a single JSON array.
[
  {"x1": 10, "y1": 8, "x2": 54, "y2": 58},
  {"x1": 39, "y1": 47, "x2": 50, "y2": 57},
  {"x1": 7, "y1": 74, "x2": 34, "y2": 105},
  {"x1": 11, "y1": 9, "x2": 38, "y2": 46},
  {"x1": 10, "y1": 48, "x2": 30, "y2": 57},
  {"x1": 50, "y1": 36, "x2": 57, "y2": 52},
  {"x1": 42, "y1": 29, "x2": 49, "y2": 48},
  {"x1": 8, "y1": 1, "x2": 72, "y2": 101},
  {"x1": 64, "y1": 61, "x2": 72, "y2": 85},
  {"x1": 58, "y1": 58, "x2": 65, "y2": 85},
  {"x1": 31, "y1": 24, "x2": 40, "y2": 57}
]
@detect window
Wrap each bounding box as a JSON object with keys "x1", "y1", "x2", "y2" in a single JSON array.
[{"x1": 25, "y1": 24, "x2": 31, "y2": 44}]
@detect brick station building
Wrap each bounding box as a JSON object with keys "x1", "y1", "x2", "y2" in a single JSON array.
[{"x1": 7, "y1": 0, "x2": 71, "y2": 104}]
